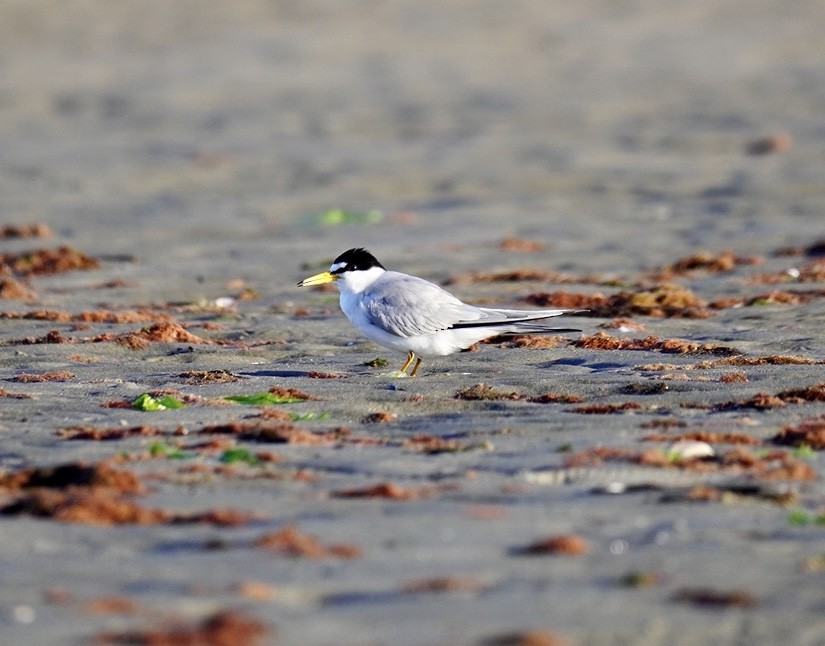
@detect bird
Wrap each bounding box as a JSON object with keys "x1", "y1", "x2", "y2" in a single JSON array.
[{"x1": 297, "y1": 248, "x2": 582, "y2": 376}]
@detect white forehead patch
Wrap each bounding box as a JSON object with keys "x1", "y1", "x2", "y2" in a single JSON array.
[{"x1": 329, "y1": 261, "x2": 347, "y2": 273}]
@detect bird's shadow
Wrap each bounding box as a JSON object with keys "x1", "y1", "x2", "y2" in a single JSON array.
[{"x1": 538, "y1": 357, "x2": 630, "y2": 372}]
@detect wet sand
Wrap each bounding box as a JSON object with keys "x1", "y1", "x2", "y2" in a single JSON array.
[{"x1": 2, "y1": 2, "x2": 825, "y2": 645}]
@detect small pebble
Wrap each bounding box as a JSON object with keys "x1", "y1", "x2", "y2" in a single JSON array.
[
  {"x1": 12, "y1": 605, "x2": 35, "y2": 624},
  {"x1": 609, "y1": 539, "x2": 629, "y2": 555}
]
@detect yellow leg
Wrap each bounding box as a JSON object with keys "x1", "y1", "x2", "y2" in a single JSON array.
[
  {"x1": 409, "y1": 357, "x2": 423, "y2": 377},
  {"x1": 400, "y1": 351, "x2": 416, "y2": 374}
]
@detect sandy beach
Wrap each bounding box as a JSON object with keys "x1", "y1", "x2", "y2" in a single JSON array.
[{"x1": 1, "y1": 2, "x2": 825, "y2": 644}]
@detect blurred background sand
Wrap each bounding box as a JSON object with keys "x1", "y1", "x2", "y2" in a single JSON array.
[{"x1": 1, "y1": 2, "x2": 825, "y2": 644}]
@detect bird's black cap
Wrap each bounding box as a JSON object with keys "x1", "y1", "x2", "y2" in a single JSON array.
[{"x1": 332, "y1": 248, "x2": 385, "y2": 272}]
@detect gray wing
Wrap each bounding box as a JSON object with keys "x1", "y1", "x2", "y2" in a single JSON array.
[
  {"x1": 362, "y1": 272, "x2": 485, "y2": 337},
  {"x1": 362, "y1": 272, "x2": 578, "y2": 338}
]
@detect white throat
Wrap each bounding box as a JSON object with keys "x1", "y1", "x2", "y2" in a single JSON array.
[{"x1": 336, "y1": 265, "x2": 385, "y2": 295}]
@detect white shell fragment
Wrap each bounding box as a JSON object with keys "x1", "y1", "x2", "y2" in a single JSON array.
[
  {"x1": 214, "y1": 296, "x2": 236, "y2": 308},
  {"x1": 668, "y1": 440, "x2": 715, "y2": 460}
]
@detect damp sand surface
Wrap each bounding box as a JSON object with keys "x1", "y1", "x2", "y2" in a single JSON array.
[{"x1": 1, "y1": 2, "x2": 825, "y2": 645}]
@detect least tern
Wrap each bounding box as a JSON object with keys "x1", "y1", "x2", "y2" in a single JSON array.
[{"x1": 298, "y1": 248, "x2": 581, "y2": 376}]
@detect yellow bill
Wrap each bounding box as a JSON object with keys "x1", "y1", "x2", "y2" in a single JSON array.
[{"x1": 297, "y1": 271, "x2": 337, "y2": 287}]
